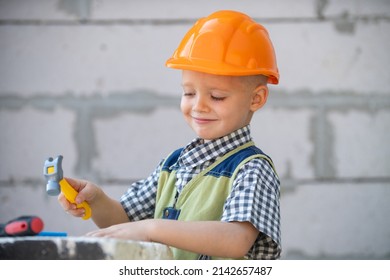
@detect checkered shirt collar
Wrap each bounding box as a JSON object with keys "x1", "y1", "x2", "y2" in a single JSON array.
[{"x1": 177, "y1": 125, "x2": 253, "y2": 169}]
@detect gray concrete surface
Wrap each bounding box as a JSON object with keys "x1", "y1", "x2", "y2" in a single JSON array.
[{"x1": 0, "y1": 236, "x2": 173, "y2": 259}]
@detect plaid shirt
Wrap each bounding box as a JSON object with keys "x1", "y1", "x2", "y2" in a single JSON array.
[{"x1": 121, "y1": 125, "x2": 281, "y2": 259}]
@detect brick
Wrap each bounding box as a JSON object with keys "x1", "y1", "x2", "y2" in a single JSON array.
[
  {"x1": 0, "y1": 0, "x2": 68, "y2": 20},
  {"x1": 91, "y1": 0, "x2": 316, "y2": 20},
  {"x1": 251, "y1": 108, "x2": 315, "y2": 179},
  {"x1": 270, "y1": 21, "x2": 390, "y2": 94},
  {"x1": 0, "y1": 24, "x2": 184, "y2": 96},
  {"x1": 0, "y1": 107, "x2": 77, "y2": 181},
  {"x1": 329, "y1": 110, "x2": 390, "y2": 178},
  {"x1": 281, "y1": 182, "x2": 390, "y2": 259},
  {"x1": 324, "y1": 0, "x2": 390, "y2": 17},
  {"x1": 0, "y1": 0, "x2": 315, "y2": 20},
  {"x1": 93, "y1": 108, "x2": 194, "y2": 180}
]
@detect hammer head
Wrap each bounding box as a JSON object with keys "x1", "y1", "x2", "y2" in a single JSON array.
[{"x1": 43, "y1": 155, "x2": 64, "y2": 196}]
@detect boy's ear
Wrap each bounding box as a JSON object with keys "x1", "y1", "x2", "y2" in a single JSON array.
[{"x1": 250, "y1": 85, "x2": 269, "y2": 112}]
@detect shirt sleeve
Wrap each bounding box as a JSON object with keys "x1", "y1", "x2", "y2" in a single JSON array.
[
  {"x1": 221, "y1": 157, "x2": 281, "y2": 259},
  {"x1": 120, "y1": 159, "x2": 163, "y2": 221}
]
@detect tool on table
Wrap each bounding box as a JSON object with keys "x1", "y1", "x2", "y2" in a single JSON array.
[
  {"x1": 43, "y1": 155, "x2": 91, "y2": 220},
  {"x1": 37, "y1": 231, "x2": 67, "y2": 237},
  {"x1": 0, "y1": 215, "x2": 44, "y2": 237},
  {"x1": 0, "y1": 216, "x2": 68, "y2": 237}
]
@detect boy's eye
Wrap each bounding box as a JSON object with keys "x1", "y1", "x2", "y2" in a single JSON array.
[
  {"x1": 183, "y1": 92, "x2": 195, "y2": 97},
  {"x1": 211, "y1": 95, "x2": 226, "y2": 101}
]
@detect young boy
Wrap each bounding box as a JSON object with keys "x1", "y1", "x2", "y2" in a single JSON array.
[{"x1": 59, "y1": 10, "x2": 281, "y2": 260}]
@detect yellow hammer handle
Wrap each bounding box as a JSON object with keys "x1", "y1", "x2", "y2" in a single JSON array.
[{"x1": 59, "y1": 179, "x2": 92, "y2": 220}]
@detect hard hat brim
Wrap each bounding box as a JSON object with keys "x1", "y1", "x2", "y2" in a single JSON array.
[{"x1": 166, "y1": 57, "x2": 279, "y2": 84}]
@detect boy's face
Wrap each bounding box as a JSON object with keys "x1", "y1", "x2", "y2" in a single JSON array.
[{"x1": 180, "y1": 70, "x2": 267, "y2": 140}]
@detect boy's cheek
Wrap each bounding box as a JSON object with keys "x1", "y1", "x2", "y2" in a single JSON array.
[{"x1": 180, "y1": 99, "x2": 192, "y2": 114}]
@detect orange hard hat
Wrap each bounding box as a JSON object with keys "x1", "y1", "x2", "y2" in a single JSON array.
[{"x1": 166, "y1": 10, "x2": 279, "y2": 84}]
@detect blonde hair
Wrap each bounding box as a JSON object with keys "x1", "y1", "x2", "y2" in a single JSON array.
[{"x1": 241, "y1": 74, "x2": 268, "y2": 89}]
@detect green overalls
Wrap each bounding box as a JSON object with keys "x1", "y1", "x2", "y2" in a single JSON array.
[{"x1": 154, "y1": 141, "x2": 276, "y2": 260}]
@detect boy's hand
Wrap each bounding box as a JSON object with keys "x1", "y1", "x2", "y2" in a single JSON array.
[
  {"x1": 84, "y1": 219, "x2": 258, "y2": 259},
  {"x1": 58, "y1": 177, "x2": 99, "y2": 218},
  {"x1": 85, "y1": 220, "x2": 152, "y2": 242}
]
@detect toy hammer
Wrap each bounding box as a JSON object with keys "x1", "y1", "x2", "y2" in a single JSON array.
[{"x1": 43, "y1": 155, "x2": 91, "y2": 220}]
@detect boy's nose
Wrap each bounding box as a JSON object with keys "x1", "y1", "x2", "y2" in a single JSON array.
[{"x1": 193, "y1": 95, "x2": 209, "y2": 112}]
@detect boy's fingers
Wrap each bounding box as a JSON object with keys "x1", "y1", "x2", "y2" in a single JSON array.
[
  {"x1": 63, "y1": 177, "x2": 86, "y2": 192},
  {"x1": 57, "y1": 193, "x2": 76, "y2": 211},
  {"x1": 75, "y1": 193, "x2": 85, "y2": 204},
  {"x1": 64, "y1": 177, "x2": 95, "y2": 203},
  {"x1": 58, "y1": 193, "x2": 85, "y2": 217},
  {"x1": 67, "y1": 208, "x2": 86, "y2": 218}
]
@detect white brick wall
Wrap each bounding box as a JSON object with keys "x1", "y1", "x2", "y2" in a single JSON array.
[
  {"x1": 0, "y1": 0, "x2": 389, "y2": 259},
  {"x1": 0, "y1": 107, "x2": 77, "y2": 180},
  {"x1": 252, "y1": 108, "x2": 316, "y2": 180},
  {"x1": 330, "y1": 110, "x2": 390, "y2": 178},
  {"x1": 282, "y1": 182, "x2": 390, "y2": 258},
  {"x1": 93, "y1": 107, "x2": 193, "y2": 180}
]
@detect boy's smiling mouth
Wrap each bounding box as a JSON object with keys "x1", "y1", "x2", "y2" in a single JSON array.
[{"x1": 192, "y1": 116, "x2": 217, "y2": 124}]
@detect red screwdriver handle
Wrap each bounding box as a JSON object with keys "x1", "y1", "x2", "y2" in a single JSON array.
[{"x1": 2, "y1": 216, "x2": 44, "y2": 236}]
